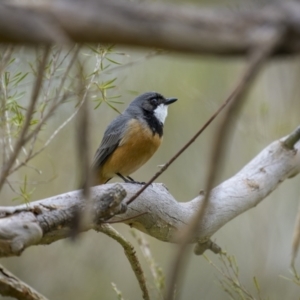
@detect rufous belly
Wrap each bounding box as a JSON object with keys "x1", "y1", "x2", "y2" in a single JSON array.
[{"x1": 99, "y1": 119, "x2": 162, "y2": 184}]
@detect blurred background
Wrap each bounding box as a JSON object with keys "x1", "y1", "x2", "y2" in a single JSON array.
[{"x1": 1, "y1": 1, "x2": 300, "y2": 299}]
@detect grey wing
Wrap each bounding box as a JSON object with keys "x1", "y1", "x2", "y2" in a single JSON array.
[{"x1": 92, "y1": 115, "x2": 127, "y2": 170}]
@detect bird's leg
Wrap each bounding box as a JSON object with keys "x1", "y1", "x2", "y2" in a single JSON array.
[
  {"x1": 116, "y1": 173, "x2": 132, "y2": 183},
  {"x1": 116, "y1": 173, "x2": 145, "y2": 184},
  {"x1": 126, "y1": 176, "x2": 145, "y2": 185},
  {"x1": 126, "y1": 176, "x2": 146, "y2": 184},
  {"x1": 126, "y1": 176, "x2": 136, "y2": 182}
]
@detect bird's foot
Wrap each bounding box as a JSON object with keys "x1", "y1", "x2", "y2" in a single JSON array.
[{"x1": 126, "y1": 176, "x2": 145, "y2": 185}]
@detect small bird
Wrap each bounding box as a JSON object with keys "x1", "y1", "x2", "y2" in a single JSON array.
[{"x1": 91, "y1": 91, "x2": 177, "y2": 185}]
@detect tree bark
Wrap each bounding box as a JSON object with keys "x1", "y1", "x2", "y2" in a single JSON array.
[
  {"x1": 1, "y1": 1, "x2": 300, "y2": 55},
  {"x1": 0, "y1": 127, "x2": 299, "y2": 257}
]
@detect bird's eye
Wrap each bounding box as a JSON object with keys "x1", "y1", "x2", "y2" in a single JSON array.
[{"x1": 150, "y1": 98, "x2": 158, "y2": 106}]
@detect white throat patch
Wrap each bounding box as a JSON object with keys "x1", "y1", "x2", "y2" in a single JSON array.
[{"x1": 154, "y1": 104, "x2": 168, "y2": 124}]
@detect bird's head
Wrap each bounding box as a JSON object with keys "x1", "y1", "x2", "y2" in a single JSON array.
[{"x1": 129, "y1": 92, "x2": 177, "y2": 124}]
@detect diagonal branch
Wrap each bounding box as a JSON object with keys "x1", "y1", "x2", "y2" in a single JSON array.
[{"x1": 165, "y1": 26, "x2": 284, "y2": 300}]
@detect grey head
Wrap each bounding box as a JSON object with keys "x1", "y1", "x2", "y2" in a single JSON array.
[{"x1": 125, "y1": 92, "x2": 177, "y2": 124}]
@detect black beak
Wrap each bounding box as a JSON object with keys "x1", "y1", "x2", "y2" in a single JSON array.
[{"x1": 165, "y1": 97, "x2": 178, "y2": 105}]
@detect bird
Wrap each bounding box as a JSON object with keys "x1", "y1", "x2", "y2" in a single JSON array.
[{"x1": 91, "y1": 91, "x2": 178, "y2": 185}]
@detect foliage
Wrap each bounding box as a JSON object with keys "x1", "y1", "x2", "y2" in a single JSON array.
[{"x1": 0, "y1": 45, "x2": 123, "y2": 203}]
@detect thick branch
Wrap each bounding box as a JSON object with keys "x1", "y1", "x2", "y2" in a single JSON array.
[
  {"x1": 1, "y1": 0, "x2": 300, "y2": 55},
  {"x1": 0, "y1": 127, "x2": 299, "y2": 257},
  {"x1": 0, "y1": 184, "x2": 126, "y2": 256}
]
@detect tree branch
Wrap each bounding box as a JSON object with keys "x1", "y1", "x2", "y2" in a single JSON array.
[
  {"x1": 0, "y1": 184, "x2": 126, "y2": 256},
  {"x1": 0, "y1": 127, "x2": 299, "y2": 257},
  {"x1": 0, "y1": 264, "x2": 48, "y2": 300},
  {"x1": 1, "y1": 0, "x2": 300, "y2": 55}
]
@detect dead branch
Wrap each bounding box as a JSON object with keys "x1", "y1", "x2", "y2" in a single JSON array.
[
  {"x1": 1, "y1": 1, "x2": 300, "y2": 55},
  {"x1": 0, "y1": 265, "x2": 48, "y2": 300},
  {"x1": 0, "y1": 184, "x2": 126, "y2": 256}
]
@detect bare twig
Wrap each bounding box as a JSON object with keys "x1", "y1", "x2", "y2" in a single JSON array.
[
  {"x1": 76, "y1": 59, "x2": 91, "y2": 190},
  {"x1": 96, "y1": 224, "x2": 150, "y2": 300},
  {"x1": 0, "y1": 264, "x2": 48, "y2": 300},
  {"x1": 105, "y1": 212, "x2": 148, "y2": 224},
  {"x1": 16, "y1": 46, "x2": 80, "y2": 172},
  {"x1": 131, "y1": 230, "x2": 165, "y2": 296},
  {"x1": 0, "y1": 45, "x2": 14, "y2": 73},
  {"x1": 53, "y1": 45, "x2": 80, "y2": 102},
  {"x1": 0, "y1": 46, "x2": 15, "y2": 164},
  {"x1": 0, "y1": 46, "x2": 50, "y2": 192},
  {"x1": 11, "y1": 46, "x2": 100, "y2": 174},
  {"x1": 24, "y1": 47, "x2": 63, "y2": 162},
  {"x1": 291, "y1": 199, "x2": 300, "y2": 267},
  {"x1": 69, "y1": 57, "x2": 93, "y2": 238},
  {"x1": 165, "y1": 27, "x2": 284, "y2": 300},
  {"x1": 8, "y1": 92, "x2": 70, "y2": 175}
]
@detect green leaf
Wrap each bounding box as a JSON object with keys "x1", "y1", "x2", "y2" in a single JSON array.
[
  {"x1": 93, "y1": 98, "x2": 103, "y2": 109},
  {"x1": 104, "y1": 99, "x2": 121, "y2": 114},
  {"x1": 100, "y1": 78, "x2": 117, "y2": 90},
  {"x1": 106, "y1": 57, "x2": 122, "y2": 65},
  {"x1": 4, "y1": 72, "x2": 10, "y2": 87},
  {"x1": 13, "y1": 175, "x2": 36, "y2": 204},
  {"x1": 13, "y1": 72, "x2": 29, "y2": 86},
  {"x1": 86, "y1": 44, "x2": 101, "y2": 54}
]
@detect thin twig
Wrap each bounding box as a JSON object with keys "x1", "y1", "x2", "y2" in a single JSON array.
[
  {"x1": 69, "y1": 57, "x2": 92, "y2": 238},
  {"x1": 165, "y1": 27, "x2": 284, "y2": 300},
  {"x1": 105, "y1": 212, "x2": 148, "y2": 224},
  {"x1": 12, "y1": 46, "x2": 81, "y2": 174},
  {"x1": 77, "y1": 58, "x2": 91, "y2": 190},
  {"x1": 25, "y1": 46, "x2": 62, "y2": 160},
  {"x1": 0, "y1": 46, "x2": 50, "y2": 192},
  {"x1": 131, "y1": 230, "x2": 165, "y2": 297},
  {"x1": 16, "y1": 46, "x2": 98, "y2": 168},
  {"x1": 291, "y1": 199, "x2": 300, "y2": 267},
  {"x1": 125, "y1": 60, "x2": 246, "y2": 205},
  {"x1": 0, "y1": 45, "x2": 14, "y2": 73},
  {"x1": 54, "y1": 46, "x2": 80, "y2": 100},
  {"x1": 9, "y1": 92, "x2": 70, "y2": 174},
  {"x1": 96, "y1": 224, "x2": 150, "y2": 300},
  {"x1": 104, "y1": 49, "x2": 165, "y2": 75},
  {"x1": 0, "y1": 46, "x2": 15, "y2": 164}
]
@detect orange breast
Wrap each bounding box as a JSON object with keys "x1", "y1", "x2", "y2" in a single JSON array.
[{"x1": 99, "y1": 119, "x2": 162, "y2": 183}]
